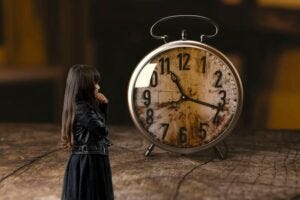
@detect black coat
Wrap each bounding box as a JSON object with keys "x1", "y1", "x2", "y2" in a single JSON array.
[
  {"x1": 72, "y1": 99, "x2": 112, "y2": 155},
  {"x1": 61, "y1": 99, "x2": 114, "y2": 200}
]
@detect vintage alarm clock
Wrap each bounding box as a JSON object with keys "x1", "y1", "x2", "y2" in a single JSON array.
[{"x1": 127, "y1": 15, "x2": 243, "y2": 158}]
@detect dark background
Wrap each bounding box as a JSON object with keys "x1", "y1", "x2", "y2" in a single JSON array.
[{"x1": 0, "y1": 0, "x2": 299, "y2": 129}]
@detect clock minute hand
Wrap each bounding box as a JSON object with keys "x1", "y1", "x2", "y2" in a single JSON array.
[{"x1": 186, "y1": 96, "x2": 221, "y2": 110}]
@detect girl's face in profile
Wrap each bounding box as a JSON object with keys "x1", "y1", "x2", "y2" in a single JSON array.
[
  {"x1": 94, "y1": 83, "x2": 108, "y2": 103},
  {"x1": 95, "y1": 83, "x2": 100, "y2": 96}
]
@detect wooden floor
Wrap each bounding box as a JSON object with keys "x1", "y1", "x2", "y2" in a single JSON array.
[{"x1": 0, "y1": 123, "x2": 299, "y2": 200}]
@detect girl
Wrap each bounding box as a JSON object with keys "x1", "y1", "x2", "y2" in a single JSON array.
[{"x1": 59, "y1": 64, "x2": 114, "y2": 200}]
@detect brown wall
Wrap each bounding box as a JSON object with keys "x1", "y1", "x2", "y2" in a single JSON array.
[{"x1": 0, "y1": 0, "x2": 299, "y2": 129}]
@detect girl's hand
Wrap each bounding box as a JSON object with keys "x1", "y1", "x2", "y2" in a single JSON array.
[
  {"x1": 95, "y1": 92, "x2": 108, "y2": 104},
  {"x1": 95, "y1": 83, "x2": 108, "y2": 103}
]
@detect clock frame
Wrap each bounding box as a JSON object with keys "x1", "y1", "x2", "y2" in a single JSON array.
[{"x1": 127, "y1": 40, "x2": 243, "y2": 155}]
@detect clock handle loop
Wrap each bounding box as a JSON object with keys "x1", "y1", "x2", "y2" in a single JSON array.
[{"x1": 150, "y1": 15, "x2": 219, "y2": 43}]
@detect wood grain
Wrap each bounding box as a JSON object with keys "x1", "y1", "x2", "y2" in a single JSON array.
[{"x1": 0, "y1": 123, "x2": 299, "y2": 200}]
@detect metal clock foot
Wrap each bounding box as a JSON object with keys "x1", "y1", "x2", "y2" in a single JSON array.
[
  {"x1": 144, "y1": 143, "x2": 155, "y2": 157},
  {"x1": 213, "y1": 141, "x2": 228, "y2": 160}
]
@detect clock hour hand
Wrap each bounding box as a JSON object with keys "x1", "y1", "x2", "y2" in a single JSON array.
[{"x1": 170, "y1": 71, "x2": 187, "y2": 97}]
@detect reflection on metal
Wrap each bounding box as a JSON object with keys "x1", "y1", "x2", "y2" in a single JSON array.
[
  {"x1": 134, "y1": 63, "x2": 156, "y2": 88},
  {"x1": 144, "y1": 143, "x2": 155, "y2": 157},
  {"x1": 213, "y1": 141, "x2": 228, "y2": 160}
]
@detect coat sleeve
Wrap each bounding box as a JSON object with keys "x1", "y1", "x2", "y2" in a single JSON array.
[
  {"x1": 98, "y1": 102, "x2": 109, "y2": 123},
  {"x1": 79, "y1": 105, "x2": 109, "y2": 137}
]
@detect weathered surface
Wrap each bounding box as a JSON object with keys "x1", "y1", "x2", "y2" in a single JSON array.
[
  {"x1": 132, "y1": 45, "x2": 241, "y2": 150},
  {"x1": 0, "y1": 123, "x2": 299, "y2": 200}
]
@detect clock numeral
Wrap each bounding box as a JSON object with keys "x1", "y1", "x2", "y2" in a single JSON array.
[
  {"x1": 159, "y1": 57, "x2": 170, "y2": 74},
  {"x1": 146, "y1": 109, "x2": 154, "y2": 125},
  {"x1": 199, "y1": 123, "x2": 208, "y2": 139},
  {"x1": 178, "y1": 127, "x2": 187, "y2": 144},
  {"x1": 161, "y1": 123, "x2": 169, "y2": 140},
  {"x1": 219, "y1": 90, "x2": 226, "y2": 108},
  {"x1": 150, "y1": 71, "x2": 158, "y2": 87},
  {"x1": 214, "y1": 70, "x2": 223, "y2": 88},
  {"x1": 143, "y1": 90, "x2": 151, "y2": 106},
  {"x1": 177, "y1": 53, "x2": 190, "y2": 70},
  {"x1": 213, "y1": 108, "x2": 222, "y2": 126},
  {"x1": 201, "y1": 56, "x2": 206, "y2": 73}
]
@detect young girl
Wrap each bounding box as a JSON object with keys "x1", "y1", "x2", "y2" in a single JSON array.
[{"x1": 59, "y1": 64, "x2": 114, "y2": 200}]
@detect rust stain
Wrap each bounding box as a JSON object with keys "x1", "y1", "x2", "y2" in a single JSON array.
[{"x1": 132, "y1": 46, "x2": 240, "y2": 150}]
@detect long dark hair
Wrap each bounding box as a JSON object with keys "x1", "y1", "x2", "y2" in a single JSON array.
[{"x1": 59, "y1": 64, "x2": 100, "y2": 151}]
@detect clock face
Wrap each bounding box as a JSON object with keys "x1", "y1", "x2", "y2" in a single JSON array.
[{"x1": 128, "y1": 41, "x2": 242, "y2": 153}]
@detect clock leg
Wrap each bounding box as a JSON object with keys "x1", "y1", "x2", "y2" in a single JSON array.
[
  {"x1": 144, "y1": 143, "x2": 155, "y2": 157},
  {"x1": 213, "y1": 141, "x2": 228, "y2": 160}
]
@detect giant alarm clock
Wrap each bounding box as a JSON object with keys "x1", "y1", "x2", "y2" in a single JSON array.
[{"x1": 127, "y1": 15, "x2": 243, "y2": 156}]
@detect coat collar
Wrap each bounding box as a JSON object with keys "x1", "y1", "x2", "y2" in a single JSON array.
[{"x1": 76, "y1": 99, "x2": 105, "y2": 122}]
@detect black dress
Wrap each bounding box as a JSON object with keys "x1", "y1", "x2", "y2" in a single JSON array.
[{"x1": 61, "y1": 99, "x2": 114, "y2": 200}]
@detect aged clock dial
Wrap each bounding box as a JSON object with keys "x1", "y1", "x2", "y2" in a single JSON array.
[{"x1": 128, "y1": 40, "x2": 243, "y2": 154}]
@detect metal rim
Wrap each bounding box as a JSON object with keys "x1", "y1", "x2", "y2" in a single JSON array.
[{"x1": 127, "y1": 40, "x2": 243, "y2": 154}]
